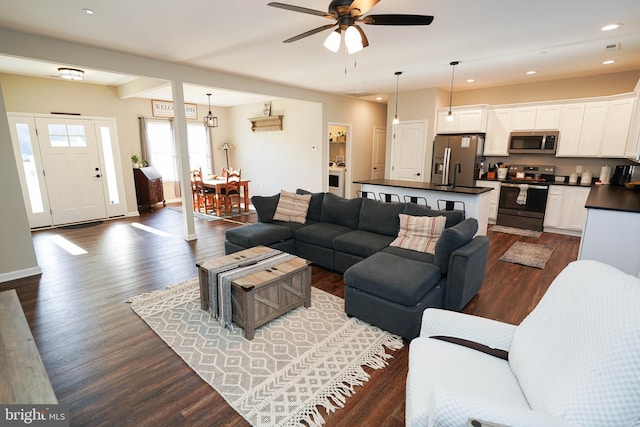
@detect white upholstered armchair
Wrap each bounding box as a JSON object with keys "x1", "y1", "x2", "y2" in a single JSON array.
[{"x1": 406, "y1": 260, "x2": 640, "y2": 427}]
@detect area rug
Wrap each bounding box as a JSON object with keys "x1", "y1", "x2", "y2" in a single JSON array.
[
  {"x1": 489, "y1": 225, "x2": 542, "y2": 238},
  {"x1": 127, "y1": 279, "x2": 403, "y2": 427},
  {"x1": 167, "y1": 205, "x2": 253, "y2": 222},
  {"x1": 500, "y1": 241, "x2": 554, "y2": 269}
]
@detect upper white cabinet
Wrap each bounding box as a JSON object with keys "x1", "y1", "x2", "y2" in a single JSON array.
[
  {"x1": 484, "y1": 108, "x2": 512, "y2": 156},
  {"x1": 436, "y1": 106, "x2": 487, "y2": 134},
  {"x1": 511, "y1": 105, "x2": 562, "y2": 130},
  {"x1": 556, "y1": 103, "x2": 585, "y2": 156},
  {"x1": 625, "y1": 97, "x2": 640, "y2": 161},
  {"x1": 601, "y1": 97, "x2": 634, "y2": 157}
]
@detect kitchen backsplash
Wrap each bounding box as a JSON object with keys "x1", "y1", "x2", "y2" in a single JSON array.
[{"x1": 484, "y1": 154, "x2": 636, "y2": 179}]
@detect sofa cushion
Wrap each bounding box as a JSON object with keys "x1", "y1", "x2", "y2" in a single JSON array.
[
  {"x1": 433, "y1": 218, "x2": 478, "y2": 274},
  {"x1": 296, "y1": 189, "x2": 324, "y2": 222},
  {"x1": 273, "y1": 190, "x2": 311, "y2": 223},
  {"x1": 320, "y1": 192, "x2": 362, "y2": 229},
  {"x1": 225, "y1": 222, "x2": 294, "y2": 248},
  {"x1": 295, "y1": 222, "x2": 353, "y2": 248},
  {"x1": 358, "y1": 198, "x2": 404, "y2": 236},
  {"x1": 390, "y1": 214, "x2": 447, "y2": 254},
  {"x1": 382, "y1": 245, "x2": 435, "y2": 264},
  {"x1": 251, "y1": 193, "x2": 280, "y2": 223},
  {"x1": 344, "y1": 252, "x2": 441, "y2": 306},
  {"x1": 333, "y1": 230, "x2": 396, "y2": 258},
  {"x1": 403, "y1": 204, "x2": 464, "y2": 228}
]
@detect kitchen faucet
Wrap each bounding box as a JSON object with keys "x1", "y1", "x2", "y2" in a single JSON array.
[{"x1": 451, "y1": 162, "x2": 461, "y2": 188}]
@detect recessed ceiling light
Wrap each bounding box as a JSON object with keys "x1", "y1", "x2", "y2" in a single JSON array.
[
  {"x1": 601, "y1": 23, "x2": 621, "y2": 31},
  {"x1": 375, "y1": 96, "x2": 383, "y2": 101},
  {"x1": 526, "y1": 70, "x2": 537, "y2": 75},
  {"x1": 82, "y1": 8, "x2": 95, "y2": 15},
  {"x1": 466, "y1": 79, "x2": 475, "y2": 83},
  {"x1": 602, "y1": 60, "x2": 616, "y2": 65},
  {"x1": 58, "y1": 68, "x2": 85, "y2": 80}
]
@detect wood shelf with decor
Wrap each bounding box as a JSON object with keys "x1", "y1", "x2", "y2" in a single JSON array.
[{"x1": 248, "y1": 115, "x2": 283, "y2": 132}]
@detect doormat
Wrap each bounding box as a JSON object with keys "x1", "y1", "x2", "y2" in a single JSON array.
[
  {"x1": 489, "y1": 225, "x2": 542, "y2": 238},
  {"x1": 500, "y1": 241, "x2": 554, "y2": 269},
  {"x1": 58, "y1": 220, "x2": 104, "y2": 229},
  {"x1": 126, "y1": 280, "x2": 403, "y2": 427}
]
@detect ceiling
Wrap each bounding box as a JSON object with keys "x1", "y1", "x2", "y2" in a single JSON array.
[{"x1": 0, "y1": 0, "x2": 639, "y2": 106}]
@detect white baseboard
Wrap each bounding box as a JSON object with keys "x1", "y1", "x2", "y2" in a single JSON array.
[{"x1": 0, "y1": 266, "x2": 42, "y2": 284}]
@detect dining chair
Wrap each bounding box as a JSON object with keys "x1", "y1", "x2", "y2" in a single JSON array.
[
  {"x1": 191, "y1": 168, "x2": 216, "y2": 214},
  {"x1": 219, "y1": 169, "x2": 242, "y2": 216}
]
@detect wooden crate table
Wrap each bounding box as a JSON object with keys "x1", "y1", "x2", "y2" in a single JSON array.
[{"x1": 197, "y1": 247, "x2": 311, "y2": 340}]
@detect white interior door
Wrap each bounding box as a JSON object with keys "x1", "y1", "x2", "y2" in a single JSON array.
[
  {"x1": 372, "y1": 127, "x2": 386, "y2": 179},
  {"x1": 35, "y1": 117, "x2": 107, "y2": 225},
  {"x1": 390, "y1": 120, "x2": 427, "y2": 181}
]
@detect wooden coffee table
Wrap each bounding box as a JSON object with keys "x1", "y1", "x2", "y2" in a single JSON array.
[{"x1": 197, "y1": 247, "x2": 311, "y2": 339}]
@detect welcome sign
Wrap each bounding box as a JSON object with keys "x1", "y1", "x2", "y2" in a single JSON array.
[{"x1": 151, "y1": 100, "x2": 198, "y2": 119}]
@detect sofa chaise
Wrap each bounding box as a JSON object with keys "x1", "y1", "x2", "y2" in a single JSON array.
[{"x1": 224, "y1": 189, "x2": 489, "y2": 339}]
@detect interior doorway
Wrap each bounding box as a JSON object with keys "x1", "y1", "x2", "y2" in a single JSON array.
[
  {"x1": 328, "y1": 122, "x2": 351, "y2": 197},
  {"x1": 8, "y1": 113, "x2": 127, "y2": 228}
]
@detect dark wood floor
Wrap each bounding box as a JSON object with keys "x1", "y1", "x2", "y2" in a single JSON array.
[{"x1": 2, "y1": 206, "x2": 580, "y2": 426}]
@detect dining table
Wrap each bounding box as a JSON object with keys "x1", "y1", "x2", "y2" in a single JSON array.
[{"x1": 202, "y1": 177, "x2": 251, "y2": 217}]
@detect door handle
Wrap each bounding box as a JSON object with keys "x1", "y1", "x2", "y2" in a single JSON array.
[
  {"x1": 416, "y1": 172, "x2": 421, "y2": 176},
  {"x1": 95, "y1": 174, "x2": 101, "y2": 178}
]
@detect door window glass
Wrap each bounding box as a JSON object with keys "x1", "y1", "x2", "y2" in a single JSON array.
[
  {"x1": 99, "y1": 126, "x2": 120, "y2": 205},
  {"x1": 15, "y1": 123, "x2": 44, "y2": 213},
  {"x1": 48, "y1": 123, "x2": 87, "y2": 147}
]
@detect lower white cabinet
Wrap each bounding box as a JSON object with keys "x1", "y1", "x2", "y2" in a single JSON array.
[
  {"x1": 476, "y1": 180, "x2": 501, "y2": 221},
  {"x1": 544, "y1": 185, "x2": 591, "y2": 235}
]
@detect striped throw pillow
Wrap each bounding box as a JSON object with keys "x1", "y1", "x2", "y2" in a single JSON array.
[
  {"x1": 273, "y1": 190, "x2": 311, "y2": 223},
  {"x1": 390, "y1": 214, "x2": 447, "y2": 254}
]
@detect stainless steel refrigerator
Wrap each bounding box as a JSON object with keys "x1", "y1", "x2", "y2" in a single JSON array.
[{"x1": 431, "y1": 133, "x2": 485, "y2": 187}]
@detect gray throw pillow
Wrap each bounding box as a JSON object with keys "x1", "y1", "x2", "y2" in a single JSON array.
[
  {"x1": 320, "y1": 192, "x2": 362, "y2": 229},
  {"x1": 251, "y1": 193, "x2": 280, "y2": 223},
  {"x1": 295, "y1": 189, "x2": 325, "y2": 222}
]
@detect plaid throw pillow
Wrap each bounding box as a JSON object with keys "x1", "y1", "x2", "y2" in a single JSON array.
[
  {"x1": 390, "y1": 214, "x2": 446, "y2": 254},
  {"x1": 273, "y1": 190, "x2": 311, "y2": 223}
]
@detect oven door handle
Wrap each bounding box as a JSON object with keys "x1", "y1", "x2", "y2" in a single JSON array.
[{"x1": 501, "y1": 183, "x2": 548, "y2": 190}]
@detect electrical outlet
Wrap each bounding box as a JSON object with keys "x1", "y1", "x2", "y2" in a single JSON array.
[{"x1": 576, "y1": 165, "x2": 583, "y2": 173}]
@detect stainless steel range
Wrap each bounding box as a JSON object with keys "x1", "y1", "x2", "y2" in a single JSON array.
[{"x1": 496, "y1": 165, "x2": 555, "y2": 232}]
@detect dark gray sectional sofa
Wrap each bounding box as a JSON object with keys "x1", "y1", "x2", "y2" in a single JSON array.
[{"x1": 224, "y1": 189, "x2": 489, "y2": 339}]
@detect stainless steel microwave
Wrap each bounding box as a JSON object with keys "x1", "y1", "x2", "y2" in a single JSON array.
[{"x1": 509, "y1": 131, "x2": 559, "y2": 154}]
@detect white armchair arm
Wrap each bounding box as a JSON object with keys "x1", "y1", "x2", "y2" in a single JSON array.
[
  {"x1": 420, "y1": 308, "x2": 517, "y2": 352},
  {"x1": 428, "y1": 387, "x2": 581, "y2": 427}
]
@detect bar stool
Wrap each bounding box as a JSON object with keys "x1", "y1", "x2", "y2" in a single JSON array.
[
  {"x1": 437, "y1": 199, "x2": 466, "y2": 218},
  {"x1": 403, "y1": 195, "x2": 430, "y2": 208},
  {"x1": 379, "y1": 192, "x2": 401, "y2": 203},
  {"x1": 356, "y1": 190, "x2": 377, "y2": 200}
]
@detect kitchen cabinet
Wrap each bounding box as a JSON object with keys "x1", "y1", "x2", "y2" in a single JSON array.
[
  {"x1": 511, "y1": 105, "x2": 561, "y2": 130},
  {"x1": 600, "y1": 97, "x2": 634, "y2": 157},
  {"x1": 556, "y1": 102, "x2": 608, "y2": 157},
  {"x1": 625, "y1": 97, "x2": 640, "y2": 161},
  {"x1": 476, "y1": 180, "x2": 501, "y2": 221},
  {"x1": 544, "y1": 185, "x2": 590, "y2": 235},
  {"x1": 436, "y1": 106, "x2": 487, "y2": 133},
  {"x1": 484, "y1": 108, "x2": 512, "y2": 156}
]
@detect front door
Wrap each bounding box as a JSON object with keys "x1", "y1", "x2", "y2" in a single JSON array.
[
  {"x1": 390, "y1": 120, "x2": 427, "y2": 181},
  {"x1": 35, "y1": 117, "x2": 107, "y2": 225}
]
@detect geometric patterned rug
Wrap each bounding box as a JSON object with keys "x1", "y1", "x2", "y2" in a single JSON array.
[
  {"x1": 499, "y1": 241, "x2": 554, "y2": 269},
  {"x1": 127, "y1": 279, "x2": 403, "y2": 427}
]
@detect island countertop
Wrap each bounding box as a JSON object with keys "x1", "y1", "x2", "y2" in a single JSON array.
[
  {"x1": 584, "y1": 185, "x2": 640, "y2": 213},
  {"x1": 353, "y1": 179, "x2": 493, "y2": 195}
]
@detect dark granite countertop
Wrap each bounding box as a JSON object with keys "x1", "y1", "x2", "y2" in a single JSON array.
[
  {"x1": 354, "y1": 179, "x2": 493, "y2": 195},
  {"x1": 585, "y1": 185, "x2": 640, "y2": 213}
]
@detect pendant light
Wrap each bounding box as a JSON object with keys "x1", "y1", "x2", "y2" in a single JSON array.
[
  {"x1": 204, "y1": 93, "x2": 218, "y2": 128},
  {"x1": 392, "y1": 71, "x2": 402, "y2": 125},
  {"x1": 446, "y1": 61, "x2": 459, "y2": 122}
]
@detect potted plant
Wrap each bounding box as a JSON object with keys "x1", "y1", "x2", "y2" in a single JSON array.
[{"x1": 131, "y1": 154, "x2": 140, "y2": 168}]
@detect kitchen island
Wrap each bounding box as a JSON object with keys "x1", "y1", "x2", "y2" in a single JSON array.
[
  {"x1": 354, "y1": 178, "x2": 493, "y2": 235},
  {"x1": 578, "y1": 185, "x2": 640, "y2": 277}
]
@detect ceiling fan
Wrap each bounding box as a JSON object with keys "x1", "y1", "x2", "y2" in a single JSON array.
[{"x1": 267, "y1": 0, "x2": 434, "y2": 53}]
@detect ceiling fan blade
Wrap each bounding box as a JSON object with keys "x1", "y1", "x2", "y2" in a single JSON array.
[
  {"x1": 267, "y1": 2, "x2": 334, "y2": 20},
  {"x1": 349, "y1": 0, "x2": 380, "y2": 16},
  {"x1": 282, "y1": 23, "x2": 338, "y2": 43},
  {"x1": 354, "y1": 25, "x2": 369, "y2": 48},
  {"x1": 362, "y1": 14, "x2": 434, "y2": 25}
]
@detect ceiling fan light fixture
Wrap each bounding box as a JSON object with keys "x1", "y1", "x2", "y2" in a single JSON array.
[
  {"x1": 204, "y1": 93, "x2": 219, "y2": 128},
  {"x1": 58, "y1": 67, "x2": 84, "y2": 81},
  {"x1": 324, "y1": 29, "x2": 341, "y2": 53},
  {"x1": 345, "y1": 25, "x2": 364, "y2": 54}
]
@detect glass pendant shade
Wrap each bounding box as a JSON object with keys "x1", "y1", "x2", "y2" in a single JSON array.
[
  {"x1": 204, "y1": 93, "x2": 218, "y2": 128},
  {"x1": 324, "y1": 30, "x2": 341, "y2": 53},
  {"x1": 344, "y1": 26, "x2": 363, "y2": 54}
]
